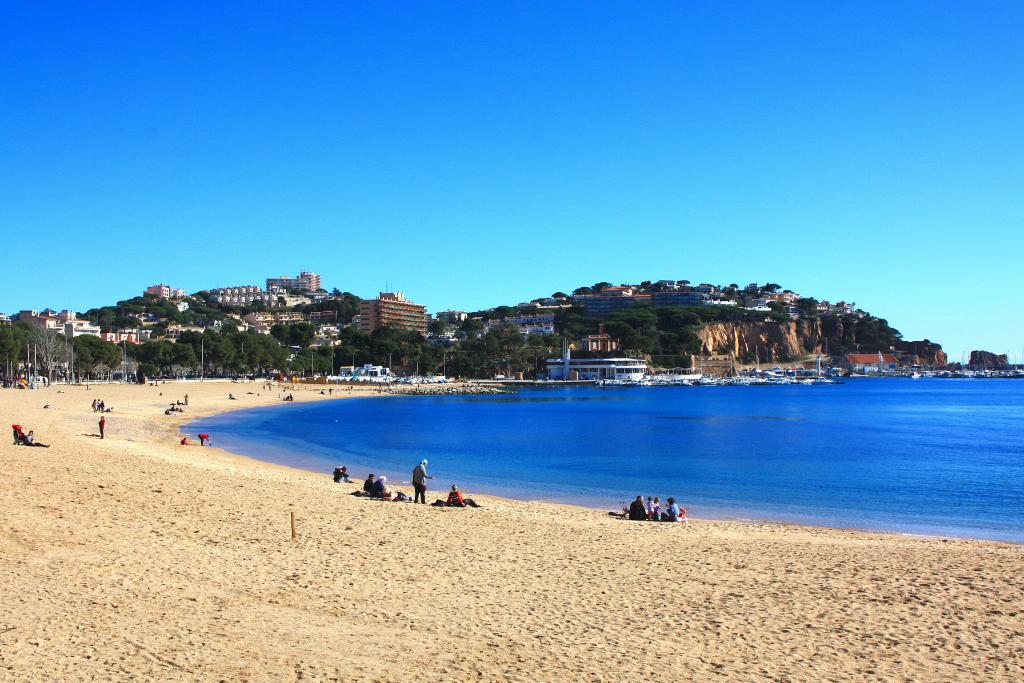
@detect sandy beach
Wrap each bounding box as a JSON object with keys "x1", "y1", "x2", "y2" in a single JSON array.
[{"x1": 1, "y1": 381, "x2": 1021, "y2": 681}]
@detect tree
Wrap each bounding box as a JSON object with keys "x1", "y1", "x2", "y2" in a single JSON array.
[
  {"x1": 459, "y1": 318, "x2": 486, "y2": 336},
  {"x1": 138, "y1": 362, "x2": 159, "y2": 379},
  {"x1": 73, "y1": 335, "x2": 121, "y2": 380},
  {"x1": 28, "y1": 327, "x2": 67, "y2": 382},
  {"x1": 171, "y1": 343, "x2": 198, "y2": 374},
  {"x1": 132, "y1": 340, "x2": 174, "y2": 376},
  {"x1": 111, "y1": 315, "x2": 141, "y2": 330},
  {"x1": 796, "y1": 298, "x2": 819, "y2": 318},
  {"x1": 0, "y1": 323, "x2": 30, "y2": 379}
]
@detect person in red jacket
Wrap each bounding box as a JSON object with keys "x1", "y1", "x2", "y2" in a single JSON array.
[
  {"x1": 98, "y1": 416, "x2": 105, "y2": 439},
  {"x1": 446, "y1": 485, "x2": 465, "y2": 507},
  {"x1": 434, "y1": 484, "x2": 481, "y2": 508}
]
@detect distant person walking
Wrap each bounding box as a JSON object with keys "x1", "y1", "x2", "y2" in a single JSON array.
[
  {"x1": 412, "y1": 459, "x2": 433, "y2": 504},
  {"x1": 98, "y1": 416, "x2": 106, "y2": 439}
]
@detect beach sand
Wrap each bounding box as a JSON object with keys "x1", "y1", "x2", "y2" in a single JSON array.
[{"x1": 1, "y1": 381, "x2": 1021, "y2": 681}]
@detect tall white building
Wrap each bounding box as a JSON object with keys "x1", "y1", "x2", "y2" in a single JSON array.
[{"x1": 266, "y1": 271, "x2": 322, "y2": 292}]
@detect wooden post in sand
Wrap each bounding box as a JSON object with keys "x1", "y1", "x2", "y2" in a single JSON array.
[{"x1": 290, "y1": 511, "x2": 296, "y2": 541}]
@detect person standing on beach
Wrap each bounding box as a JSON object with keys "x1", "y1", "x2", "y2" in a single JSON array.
[
  {"x1": 412, "y1": 459, "x2": 433, "y2": 504},
  {"x1": 98, "y1": 416, "x2": 105, "y2": 439}
]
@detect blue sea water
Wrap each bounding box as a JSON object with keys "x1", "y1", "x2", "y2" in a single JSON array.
[{"x1": 190, "y1": 379, "x2": 1024, "y2": 542}]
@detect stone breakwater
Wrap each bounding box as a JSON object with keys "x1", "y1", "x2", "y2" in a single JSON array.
[{"x1": 383, "y1": 383, "x2": 507, "y2": 396}]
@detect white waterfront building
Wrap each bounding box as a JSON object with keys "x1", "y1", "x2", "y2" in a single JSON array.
[{"x1": 545, "y1": 348, "x2": 647, "y2": 381}]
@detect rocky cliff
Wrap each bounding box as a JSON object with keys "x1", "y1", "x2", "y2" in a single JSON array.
[
  {"x1": 696, "y1": 320, "x2": 946, "y2": 365},
  {"x1": 697, "y1": 320, "x2": 814, "y2": 362},
  {"x1": 969, "y1": 350, "x2": 1008, "y2": 368}
]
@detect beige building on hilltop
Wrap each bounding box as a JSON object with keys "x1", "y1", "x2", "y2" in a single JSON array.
[
  {"x1": 266, "y1": 271, "x2": 322, "y2": 292},
  {"x1": 358, "y1": 292, "x2": 428, "y2": 335},
  {"x1": 145, "y1": 284, "x2": 187, "y2": 300}
]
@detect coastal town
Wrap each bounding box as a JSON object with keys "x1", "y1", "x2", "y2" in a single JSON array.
[
  {"x1": 2, "y1": 271, "x2": 1019, "y2": 386},
  {"x1": 5, "y1": 5, "x2": 1024, "y2": 682}
]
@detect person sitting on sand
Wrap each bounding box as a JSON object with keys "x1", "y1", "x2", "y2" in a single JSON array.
[
  {"x1": 362, "y1": 473, "x2": 376, "y2": 494},
  {"x1": 24, "y1": 431, "x2": 49, "y2": 448},
  {"x1": 649, "y1": 496, "x2": 661, "y2": 521},
  {"x1": 180, "y1": 437, "x2": 190, "y2": 446},
  {"x1": 371, "y1": 475, "x2": 388, "y2": 498},
  {"x1": 628, "y1": 496, "x2": 647, "y2": 521},
  {"x1": 228, "y1": 393, "x2": 237, "y2": 400},
  {"x1": 333, "y1": 466, "x2": 351, "y2": 483},
  {"x1": 12, "y1": 424, "x2": 23, "y2": 445},
  {"x1": 660, "y1": 497, "x2": 686, "y2": 523},
  {"x1": 431, "y1": 484, "x2": 481, "y2": 508}
]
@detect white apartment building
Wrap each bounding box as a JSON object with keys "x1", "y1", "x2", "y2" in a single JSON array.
[{"x1": 209, "y1": 286, "x2": 269, "y2": 306}]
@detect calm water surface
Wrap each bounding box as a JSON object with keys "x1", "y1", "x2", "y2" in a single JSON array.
[{"x1": 190, "y1": 379, "x2": 1024, "y2": 542}]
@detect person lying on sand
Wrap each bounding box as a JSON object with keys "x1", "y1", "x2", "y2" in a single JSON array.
[{"x1": 22, "y1": 430, "x2": 50, "y2": 447}]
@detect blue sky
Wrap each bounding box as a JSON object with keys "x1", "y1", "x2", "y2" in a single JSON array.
[{"x1": 2, "y1": 2, "x2": 1022, "y2": 358}]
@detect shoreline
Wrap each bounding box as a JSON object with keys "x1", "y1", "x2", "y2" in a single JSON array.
[
  {"x1": 186, "y1": 390, "x2": 1024, "y2": 546},
  {"x1": 2, "y1": 381, "x2": 1022, "y2": 680}
]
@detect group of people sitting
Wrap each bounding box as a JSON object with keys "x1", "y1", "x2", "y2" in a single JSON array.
[
  {"x1": 11, "y1": 424, "x2": 49, "y2": 448},
  {"x1": 165, "y1": 403, "x2": 186, "y2": 415},
  {"x1": 339, "y1": 468, "x2": 482, "y2": 508},
  {"x1": 618, "y1": 495, "x2": 687, "y2": 523},
  {"x1": 352, "y1": 473, "x2": 413, "y2": 502},
  {"x1": 282, "y1": 394, "x2": 295, "y2": 402},
  {"x1": 90, "y1": 399, "x2": 113, "y2": 413}
]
